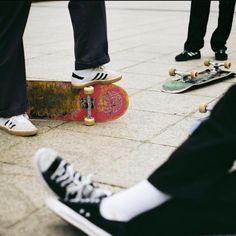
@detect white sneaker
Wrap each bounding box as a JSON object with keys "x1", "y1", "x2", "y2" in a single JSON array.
[
  {"x1": 0, "y1": 113, "x2": 38, "y2": 136},
  {"x1": 71, "y1": 66, "x2": 122, "y2": 89}
]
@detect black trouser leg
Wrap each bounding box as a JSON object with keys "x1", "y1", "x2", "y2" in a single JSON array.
[
  {"x1": 124, "y1": 85, "x2": 236, "y2": 235},
  {"x1": 148, "y1": 85, "x2": 236, "y2": 200},
  {"x1": 210, "y1": 0, "x2": 236, "y2": 51},
  {"x1": 184, "y1": 0, "x2": 211, "y2": 51},
  {"x1": 125, "y1": 171, "x2": 236, "y2": 236},
  {"x1": 68, "y1": 1, "x2": 110, "y2": 70},
  {"x1": 0, "y1": 1, "x2": 31, "y2": 117},
  {"x1": 125, "y1": 193, "x2": 236, "y2": 236}
]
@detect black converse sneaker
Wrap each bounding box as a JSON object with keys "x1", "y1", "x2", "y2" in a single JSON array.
[
  {"x1": 33, "y1": 148, "x2": 112, "y2": 201},
  {"x1": 46, "y1": 197, "x2": 125, "y2": 236},
  {"x1": 71, "y1": 66, "x2": 122, "y2": 89},
  {"x1": 71, "y1": 66, "x2": 122, "y2": 88},
  {"x1": 175, "y1": 50, "x2": 201, "y2": 61}
]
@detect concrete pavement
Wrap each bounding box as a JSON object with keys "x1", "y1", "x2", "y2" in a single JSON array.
[{"x1": 0, "y1": 1, "x2": 236, "y2": 235}]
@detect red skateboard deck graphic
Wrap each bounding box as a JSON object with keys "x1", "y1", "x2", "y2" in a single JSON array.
[{"x1": 27, "y1": 81, "x2": 129, "y2": 123}]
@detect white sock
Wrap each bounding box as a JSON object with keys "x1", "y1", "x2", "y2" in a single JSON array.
[{"x1": 100, "y1": 180, "x2": 171, "y2": 222}]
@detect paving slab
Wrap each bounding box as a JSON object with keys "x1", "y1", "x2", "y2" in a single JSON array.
[{"x1": 1, "y1": 1, "x2": 236, "y2": 235}]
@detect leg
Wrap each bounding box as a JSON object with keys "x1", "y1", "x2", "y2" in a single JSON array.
[
  {"x1": 0, "y1": 1, "x2": 31, "y2": 117},
  {"x1": 68, "y1": 1, "x2": 122, "y2": 88},
  {"x1": 68, "y1": 0, "x2": 110, "y2": 70},
  {"x1": 127, "y1": 170, "x2": 236, "y2": 235},
  {"x1": 184, "y1": 0, "x2": 211, "y2": 51},
  {"x1": 149, "y1": 84, "x2": 236, "y2": 200},
  {"x1": 126, "y1": 192, "x2": 236, "y2": 235},
  {"x1": 210, "y1": 0, "x2": 236, "y2": 51}
]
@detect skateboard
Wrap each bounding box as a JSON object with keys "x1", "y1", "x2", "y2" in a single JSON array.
[
  {"x1": 162, "y1": 60, "x2": 235, "y2": 93},
  {"x1": 27, "y1": 80, "x2": 129, "y2": 126}
]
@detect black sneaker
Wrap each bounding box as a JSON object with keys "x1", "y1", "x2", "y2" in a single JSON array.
[
  {"x1": 46, "y1": 197, "x2": 126, "y2": 236},
  {"x1": 215, "y1": 49, "x2": 228, "y2": 61},
  {"x1": 33, "y1": 148, "x2": 112, "y2": 201},
  {"x1": 175, "y1": 50, "x2": 201, "y2": 61}
]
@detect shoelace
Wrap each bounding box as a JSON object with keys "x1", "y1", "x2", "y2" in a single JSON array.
[{"x1": 50, "y1": 160, "x2": 110, "y2": 202}]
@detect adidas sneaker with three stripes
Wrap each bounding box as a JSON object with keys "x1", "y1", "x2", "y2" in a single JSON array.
[
  {"x1": 175, "y1": 50, "x2": 201, "y2": 61},
  {"x1": 71, "y1": 66, "x2": 122, "y2": 89},
  {"x1": 0, "y1": 113, "x2": 38, "y2": 136}
]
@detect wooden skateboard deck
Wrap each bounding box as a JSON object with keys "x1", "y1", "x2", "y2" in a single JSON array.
[
  {"x1": 27, "y1": 80, "x2": 129, "y2": 123},
  {"x1": 162, "y1": 61, "x2": 235, "y2": 94}
]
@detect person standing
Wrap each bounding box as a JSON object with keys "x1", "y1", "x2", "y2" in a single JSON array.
[
  {"x1": 175, "y1": 0, "x2": 236, "y2": 61},
  {"x1": 0, "y1": 1, "x2": 121, "y2": 137}
]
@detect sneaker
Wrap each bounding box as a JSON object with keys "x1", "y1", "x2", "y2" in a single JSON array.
[
  {"x1": 33, "y1": 148, "x2": 112, "y2": 201},
  {"x1": 71, "y1": 66, "x2": 122, "y2": 89},
  {"x1": 0, "y1": 113, "x2": 38, "y2": 136},
  {"x1": 46, "y1": 197, "x2": 125, "y2": 236},
  {"x1": 215, "y1": 49, "x2": 228, "y2": 61},
  {"x1": 175, "y1": 50, "x2": 201, "y2": 61}
]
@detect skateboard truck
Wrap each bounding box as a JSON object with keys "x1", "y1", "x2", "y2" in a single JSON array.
[
  {"x1": 83, "y1": 86, "x2": 95, "y2": 126},
  {"x1": 169, "y1": 68, "x2": 198, "y2": 81},
  {"x1": 204, "y1": 59, "x2": 231, "y2": 72}
]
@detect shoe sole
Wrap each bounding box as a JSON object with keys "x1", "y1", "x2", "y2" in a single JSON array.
[
  {"x1": 71, "y1": 75, "x2": 122, "y2": 89},
  {"x1": 46, "y1": 197, "x2": 112, "y2": 236},
  {"x1": 175, "y1": 56, "x2": 201, "y2": 62},
  {"x1": 0, "y1": 125, "x2": 38, "y2": 137}
]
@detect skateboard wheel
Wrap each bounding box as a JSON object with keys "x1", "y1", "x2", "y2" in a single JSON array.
[
  {"x1": 198, "y1": 103, "x2": 207, "y2": 113},
  {"x1": 169, "y1": 68, "x2": 176, "y2": 76},
  {"x1": 190, "y1": 70, "x2": 198, "y2": 79},
  {"x1": 84, "y1": 86, "x2": 94, "y2": 95},
  {"x1": 204, "y1": 59, "x2": 211, "y2": 67},
  {"x1": 224, "y1": 61, "x2": 231, "y2": 69},
  {"x1": 84, "y1": 117, "x2": 95, "y2": 126}
]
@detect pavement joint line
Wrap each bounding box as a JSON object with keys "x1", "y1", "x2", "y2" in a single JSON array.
[
  {"x1": 56, "y1": 126, "x2": 145, "y2": 143},
  {"x1": 147, "y1": 142, "x2": 178, "y2": 149},
  {"x1": 130, "y1": 107, "x2": 198, "y2": 117},
  {"x1": 146, "y1": 115, "x2": 189, "y2": 139},
  {"x1": 0, "y1": 160, "x2": 21, "y2": 167},
  {"x1": 118, "y1": 58, "x2": 157, "y2": 71},
  {"x1": 5, "y1": 206, "x2": 46, "y2": 230}
]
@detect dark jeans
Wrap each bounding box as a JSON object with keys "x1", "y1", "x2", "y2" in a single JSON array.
[
  {"x1": 0, "y1": 1, "x2": 110, "y2": 117},
  {"x1": 125, "y1": 85, "x2": 236, "y2": 235},
  {"x1": 184, "y1": 0, "x2": 236, "y2": 52}
]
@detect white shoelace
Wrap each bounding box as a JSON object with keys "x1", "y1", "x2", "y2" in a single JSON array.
[{"x1": 50, "y1": 160, "x2": 110, "y2": 202}]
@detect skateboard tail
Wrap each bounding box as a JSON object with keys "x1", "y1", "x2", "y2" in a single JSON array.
[{"x1": 162, "y1": 80, "x2": 193, "y2": 94}]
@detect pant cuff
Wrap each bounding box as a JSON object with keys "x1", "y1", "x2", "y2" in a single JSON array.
[
  {"x1": 75, "y1": 55, "x2": 110, "y2": 70},
  {"x1": 0, "y1": 104, "x2": 27, "y2": 118}
]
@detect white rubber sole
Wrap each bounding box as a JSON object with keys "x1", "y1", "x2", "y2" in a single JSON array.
[
  {"x1": 46, "y1": 197, "x2": 112, "y2": 236},
  {"x1": 0, "y1": 125, "x2": 38, "y2": 136},
  {"x1": 71, "y1": 76, "x2": 122, "y2": 89}
]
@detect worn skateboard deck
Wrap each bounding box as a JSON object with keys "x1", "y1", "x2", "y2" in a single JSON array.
[
  {"x1": 162, "y1": 69, "x2": 235, "y2": 94},
  {"x1": 27, "y1": 80, "x2": 129, "y2": 123}
]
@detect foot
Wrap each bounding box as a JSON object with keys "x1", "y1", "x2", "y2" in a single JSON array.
[
  {"x1": 46, "y1": 197, "x2": 125, "y2": 236},
  {"x1": 0, "y1": 113, "x2": 38, "y2": 136},
  {"x1": 215, "y1": 49, "x2": 228, "y2": 61},
  {"x1": 71, "y1": 66, "x2": 122, "y2": 89},
  {"x1": 33, "y1": 148, "x2": 112, "y2": 201},
  {"x1": 175, "y1": 50, "x2": 201, "y2": 61}
]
